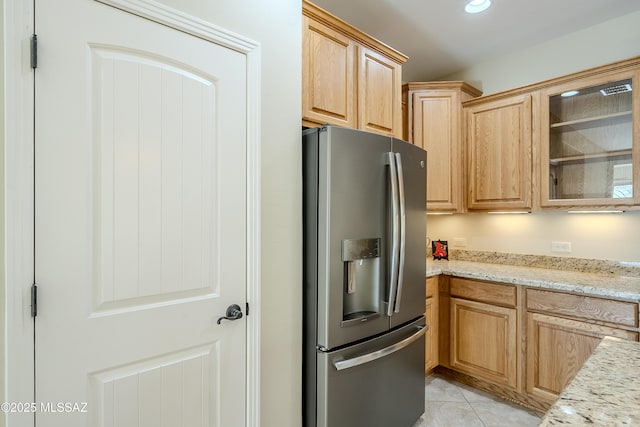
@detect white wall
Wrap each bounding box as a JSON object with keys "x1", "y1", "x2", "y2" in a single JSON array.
[
  {"x1": 429, "y1": 11, "x2": 640, "y2": 263},
  {"x1": 442, "y1": 11, "x2": 640, "y2": 95},
  {"x1": 428, "y1": 211, "x2": 640, "y2": 263},
  {"x1": 0, "y1": 0, "x2": 5, "y2": 423},
  {"x1": 150, "y1": 2, "x2": 303, "y2": 426}
]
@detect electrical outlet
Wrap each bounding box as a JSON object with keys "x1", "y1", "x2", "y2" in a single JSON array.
[
  {"x1": 452, "y1": 237, "x2": 467, "y2": 247},
  {"x1": 551, "y1": 241, "x2": 572, "y2": 253}
]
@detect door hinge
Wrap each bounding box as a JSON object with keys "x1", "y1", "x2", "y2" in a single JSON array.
[
  {"x1": 30, "y1": 34, "x2": 38, "y2": 69},
  {"x1": 246, "y1": 302, "x2": 250, "y2": 316},
  {"x1": 31, "y1": 283, "x2": 38, "y2": 318}
]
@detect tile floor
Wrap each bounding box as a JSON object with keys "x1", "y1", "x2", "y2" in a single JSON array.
[{"x1": 412, "y1": 374, "x2": 542, "y2": 427}]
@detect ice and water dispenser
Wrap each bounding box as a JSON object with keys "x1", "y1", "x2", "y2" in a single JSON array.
[{"x1": 341, "y1": 238, "x2": 381, "y2": 326}]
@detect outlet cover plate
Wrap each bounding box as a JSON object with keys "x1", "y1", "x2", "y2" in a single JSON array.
[{"x1": 551, "y1": 241, "x2": 572, "y2": 253}]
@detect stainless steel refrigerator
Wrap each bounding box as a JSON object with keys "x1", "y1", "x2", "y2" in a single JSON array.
[{"x1": 303, "y1": 125, "x2": 427, "y2": 427}]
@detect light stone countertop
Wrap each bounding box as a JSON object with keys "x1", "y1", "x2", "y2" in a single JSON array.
[
  {"x1": 426, "y1": 259, "x2": 640, "y2": 302},
  {"x1": 538, "y1": 336, "x2": 640, "y2": 426}
]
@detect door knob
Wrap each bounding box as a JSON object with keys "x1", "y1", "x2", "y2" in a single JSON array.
[{"x1": 217, "y1": 304, "x2": 243, "y2": 324}]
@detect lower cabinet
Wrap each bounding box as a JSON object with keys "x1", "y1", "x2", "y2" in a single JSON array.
[
  {"x1": 526, "y1": 312, "x2": 638, "y2": 402},
  {"x1": 450, "y1": 297, "x2": 517, "y2": 388},
  {"x1": 447, "y1": 278, "x2": 518, "y2": 389},
  {"x1": 430, "y1": 274, "x2": 640, "y2": 412},
  {"x1": 425, "y1": 276, "x2": 439, "y2": 373},
  {"x1": 525, "y1": 288, "x2": 639, "y2": 403}
]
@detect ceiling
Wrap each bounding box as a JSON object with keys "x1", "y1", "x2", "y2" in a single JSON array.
[{"x1": 309, "y1": 0, "x2": 640, "y2": 82}]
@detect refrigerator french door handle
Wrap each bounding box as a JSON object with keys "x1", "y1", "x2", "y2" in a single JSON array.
[
  {"x1": 394, "y1": 153, "x2": 406, "y2": 313},
  {"x1": 332, "y1": 325, "x2": 427, "y2": 371},
  {"x1": 386, "y1": 152, "x2": 400, "y2": 317}
]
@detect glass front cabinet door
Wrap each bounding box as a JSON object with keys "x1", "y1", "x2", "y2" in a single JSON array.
[{"x1": 540, "y1": 70, "x2": 640, "y2": 208}]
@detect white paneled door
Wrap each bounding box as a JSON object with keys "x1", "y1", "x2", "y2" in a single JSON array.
[{"x1": 34, "y1": 1, "x2": 250, "y2": 426}]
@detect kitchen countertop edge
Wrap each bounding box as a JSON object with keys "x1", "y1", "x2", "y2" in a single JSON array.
[
  {"x1": 538, "y1": 336, "x2": 640, "y2": 426},
  {"x1": 427, "y1": 259, "x2": 640, "y2": 302}
]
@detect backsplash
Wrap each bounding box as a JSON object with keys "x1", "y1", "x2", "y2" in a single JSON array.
[{"x1": 441, "y1": 249, "x2": 640, "y2": 278}]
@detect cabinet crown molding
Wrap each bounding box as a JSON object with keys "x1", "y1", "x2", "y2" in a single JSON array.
[
  {"x1": 404, "y1": 81, "x2": 482, "y2": 97},
  {"x1": 463, "y1": 55, "x2": 640, "y2": 106},
  {"x1": 302, "y1": 0, "x2": 408, "y2": 65}
]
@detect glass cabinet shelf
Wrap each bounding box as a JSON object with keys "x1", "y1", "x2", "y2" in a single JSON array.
[
  {"x1": 549, "y1": 149, "x2": 632, "y2": 165},
  {"x1": 550, "y1": 111, "x2": 631, "y2": 132}
]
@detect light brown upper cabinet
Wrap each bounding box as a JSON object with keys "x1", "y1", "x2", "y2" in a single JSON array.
[
  {"x1": 302, "y1": 1, "x2": 407, "y2": 138},
  {"x1": 464, "y1": 94, "x2": 533, "y2": 211},
  {"x1": 302, "y1": 12, "x2": 356, "y2": 129},
  {"x1": 539, "y1": 67, "x2": 640, "y2": 208},
  {"x1": 404, "y1": 82, "x2": 482, "y2": 212}
]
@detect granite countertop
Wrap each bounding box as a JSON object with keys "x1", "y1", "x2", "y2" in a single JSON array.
[
  {"x1": 538, "y1": 336, "x2": 640, "y2": 426},
  {"x1": 427, "y1": 258, "x2": 640, "y2": 302}
]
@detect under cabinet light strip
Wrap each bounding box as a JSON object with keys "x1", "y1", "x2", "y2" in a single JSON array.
[
  {"x1": 487, "y1": 211, "x2": 531, "y2": 214},
  {"x1": 567, "y1": 210, "x2": 625, "y2": 214}
]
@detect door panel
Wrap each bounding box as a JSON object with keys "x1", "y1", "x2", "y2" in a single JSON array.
[
  {"x1": 450, "y1": 298, "x2": 517, "y2": 389},
  {"x1": 35, "y1": 1, "x2": 247, "y2": 425},
  {"x1": 92, "y1": 46, "x2": 219, "y2": 311},
  {"x1": 316, "y1": 126, "x2": 392, "y2": 350},
  {"x1": 390, "y1": 139, "x2": 427, "y2": 329}
]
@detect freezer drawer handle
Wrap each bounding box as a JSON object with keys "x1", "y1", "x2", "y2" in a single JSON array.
[{"x1": 332, "y1": 326, "x2": 426, "y2": 371}]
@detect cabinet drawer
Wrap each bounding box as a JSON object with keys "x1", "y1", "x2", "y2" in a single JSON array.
[
  {"x1": 450, "y1": 278, "x2": 516, "y2": 308},
  {"x1": 526, "y1": 289, "x2": 638, "y2": 328},
  {"x1": 426, "y1": 276, "x2": 438, "y2": 298}
]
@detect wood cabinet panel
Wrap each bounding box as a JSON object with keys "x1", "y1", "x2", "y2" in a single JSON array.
[
  {"x1": 527, "y1": 288, "x2": 638, "y2": 327},
  {"x1": 466, "y1": 94, "x2": 533, "y2": 210},
  {"x1": 450, "y1": 297, "x2": 517, "y2": 388},
  {"x1": 450, "y1": 278, "x2": 516, "y2": 307},
  {"x1": 426, "y1": 276, "x2": 438, "y2": 298},
  {"x1": 358, "y1": 46, "x2": 402, "y2": 137},
  {"x1": 425, "y1": 276, "x2": 439, "y2": 373},
  {"x1": 438, "y1": 276, "x2": 451, "y2": 369},
  {"x1": 302, "y1": 15, "x2": 356, "y2": 128},
  {"x1": 419, "y1": 94, "x2": 456, "y2": 208},
  {"x1": 302, "y1": 1, "x2": 407, "y2": 137},
  {"x1": 526, "y1": 312, "x2": 638, "y2": 402},
  {"x1": 425, "y1": 296, "x2": 438, "y2": 373},
  {"x1": 404, "y1": 82, "x2": 481, "y2": 212}
]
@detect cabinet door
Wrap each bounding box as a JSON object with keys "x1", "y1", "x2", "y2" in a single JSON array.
[
  {"x1": 466, "y1": 94, "x2": 532, "y2": 210},
  {"x1": 539, "y1": 69, "x2": 640, "y2": 208},
  {"x1": 413, "y1": 90, "x2": 462, "y2": 211},
  {"x1": 302, "y1": 15, "x2": 356, "y2": 128},
  {"x1": 526, "y1": 312, "x2": 638, "y2": 402},
  {"x1": 357, "y1": 46, "x2": 402, "y2": 137},
  {"x1": 425, "y1": 277, "x2": 439, "y2": 373},
  {"x1": 450, "y1": 298, "x2": 517, "y2": 388}
]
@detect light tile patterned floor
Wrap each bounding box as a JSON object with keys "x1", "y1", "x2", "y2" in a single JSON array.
[{"x1": 412, "y1": 374, "x2": 542, "y2": 427}]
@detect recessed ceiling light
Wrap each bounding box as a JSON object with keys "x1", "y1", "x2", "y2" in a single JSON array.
[
  {"x1": 561, "y1": 90, "x2": 579, "y2": 97},
  {"x1": 465, "y1": 0, "x2": 492, "y2": 14}
]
